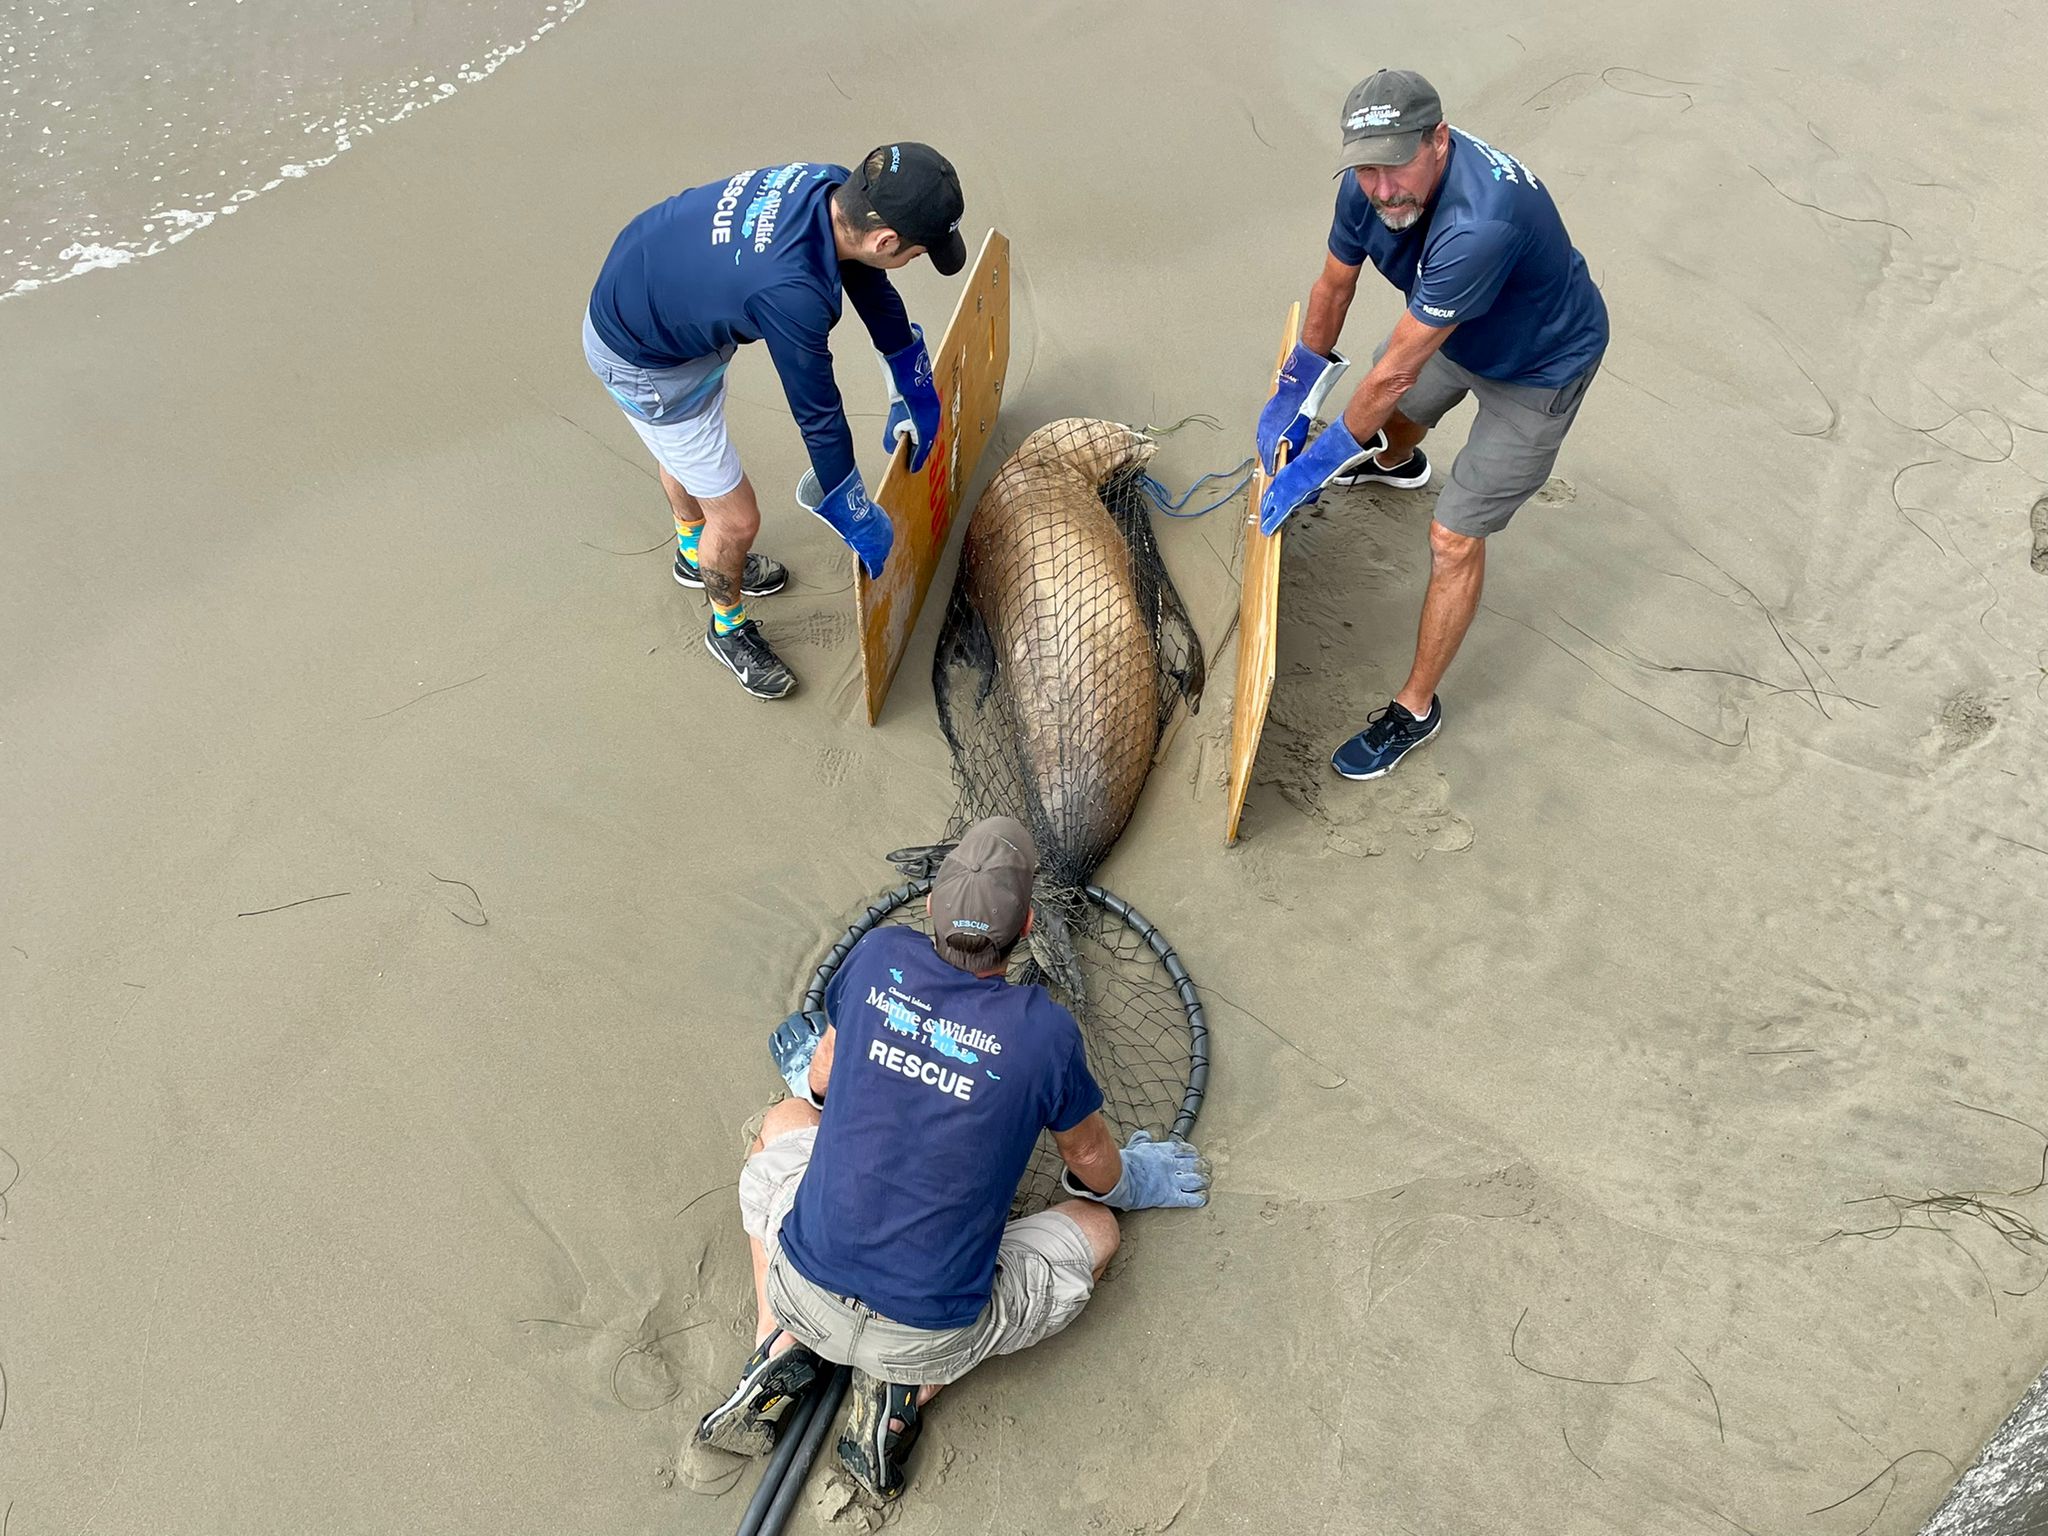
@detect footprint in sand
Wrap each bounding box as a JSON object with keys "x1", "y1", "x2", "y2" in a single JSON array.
[
  {"x1": 2030, "y1": 494, "x2": 2048, "y2": 574},
  {"x1": 777, "y1": 608, "x2": 855, "y2": 649},
  {"x1": 1933, "y1": 690, "x2": 1996, "y2": 754},
  {"x1": 813, "y1": 743, "x2": 856, "y2": 788},
  {"x1": 1534, "y1": 476, "x2": 1576, "y2": 507}
]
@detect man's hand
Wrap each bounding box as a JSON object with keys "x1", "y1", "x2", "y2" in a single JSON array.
[
  {"x1": 1255, "y1": 343, "x2": 1349, "y2": 475},
  {"x1": 769, "y1": 1010, "x2": 829, "y2": 1107},
  {"x1": 1061, "y1": 1129, "x2": 1210, "y2": 1211},
  {"x1": 880, "y1": 324, "x2": 942, "y2": 473}
]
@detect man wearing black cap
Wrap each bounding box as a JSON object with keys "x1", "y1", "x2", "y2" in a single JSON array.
[
  {"x1": 696, "y1": 817, "x2": 1209, "y2": 1502},
  {"x1": 584, "y1": 144, "x2": 966, "y2": 698},
  {"x1": 1256, "y1": 70, "x2": 1608, "y2": 779}
]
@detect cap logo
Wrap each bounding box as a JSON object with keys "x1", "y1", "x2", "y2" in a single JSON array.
[
  {"x1": 889, "y1": 145, "x2": 902, "y2": 172},
  {"x1": 1348, "y1": 104, "x2": 1402, "y2": 131}
]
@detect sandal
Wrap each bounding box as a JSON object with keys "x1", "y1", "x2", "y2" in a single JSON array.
[
  {"x1": 835, "y1": 1368, "x2": 924, "y2": 1502},
  {"x1": 694, "y1": 1329, "x2": 823, "y2": 1456}
]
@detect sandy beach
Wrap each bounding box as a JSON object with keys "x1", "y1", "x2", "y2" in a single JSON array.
[{"x1": 5, "y1": 1, "x2": 2047, "y2": 1531}]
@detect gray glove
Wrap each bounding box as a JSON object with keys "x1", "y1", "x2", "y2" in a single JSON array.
[{"x1": 1062, "y1": 1131, "x2": 1209, "y2": 1211}]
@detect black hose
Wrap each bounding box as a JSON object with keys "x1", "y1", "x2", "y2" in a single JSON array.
[
  {"x1": 752, "y1": 1366, "x2": 851, "y2": 1536},
  {"x1": 732, "y1": 1384, "x2": 824, "y2": 1536}
]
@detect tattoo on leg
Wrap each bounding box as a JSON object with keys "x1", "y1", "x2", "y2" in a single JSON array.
[{"x1": 703, "y1": 569, "x2": 740, "y2": 607}]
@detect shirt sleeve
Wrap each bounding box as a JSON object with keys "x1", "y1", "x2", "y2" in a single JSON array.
[
  {"x1": 839, "y1": 261, "x2": 916, "y2": 356},
  {"x1": 749, "y1": 280, "x2": 859, "y2": 491},
  {"x1": 1327, "y1": 178, "x2": 1370, "y2": 267},
  {"x1": 1408, "y1": 219, "x2": 1521, "y2": 328},
  {"x1": 1044, "y1": 1010, "x2": 1105, "y2": 1134}
]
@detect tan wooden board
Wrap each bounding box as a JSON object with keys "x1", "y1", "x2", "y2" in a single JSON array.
[
  {"x1": 1225, "y1": 302, "x2": 1302, "y2": 844},
  {"x1": 854, "y1": 229, "x2": 1011, "y2": 725}
]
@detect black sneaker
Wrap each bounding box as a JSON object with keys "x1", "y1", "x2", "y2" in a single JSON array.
[
  {"x1": 704, "y1": 617, "x2": 797, "y2": 699},
  {"x1": 836, "y1": 1371, "x2": 923, "y2": 1502},
  {"x1": 674, "y1": 549, "x2": 789, "y2": 597},
  {"x1": 1331, "y1": 444, "x2": 1431, "y2": 490},
  {"x1": 1331, "y1": 697, "x2": 1443, "y2": 780},
  {"x1": 695, "y1": 1331, "x2": 824, "y2": 1456}
]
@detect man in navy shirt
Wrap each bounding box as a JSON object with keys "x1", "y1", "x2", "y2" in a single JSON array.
[
  {"x1": 1257, "y1": 71, "x2": 1609, "y2": 779},
  {"x1": 584, "y1": 145, "x2": 963, "y2": 699},
  {"x1": 695, "y1": 818, "x2": 1209, "y2": 1501}
]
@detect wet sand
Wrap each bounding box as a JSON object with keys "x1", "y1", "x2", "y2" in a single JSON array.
[{"x1": 4, "y1": 1, "x2": 2047, "y2": 1532}]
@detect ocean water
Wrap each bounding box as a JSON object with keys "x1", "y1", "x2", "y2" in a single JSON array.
[{"x1": 0, "y1": 0, "x2": 585, "y2": 302}]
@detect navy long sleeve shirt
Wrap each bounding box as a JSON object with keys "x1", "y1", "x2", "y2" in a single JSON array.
[{"x1": 589, "y1": 161, "x2": 915, "y2": 490}]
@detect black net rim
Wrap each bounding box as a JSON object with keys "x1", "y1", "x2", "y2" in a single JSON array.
[{"x1": 801, "y1": 878, "x2": 1209, "y2": 1139}]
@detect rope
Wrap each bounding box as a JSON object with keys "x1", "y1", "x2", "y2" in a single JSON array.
[{"x1": 1136, "y1": 456, "x2": 1256, "y2": 519}]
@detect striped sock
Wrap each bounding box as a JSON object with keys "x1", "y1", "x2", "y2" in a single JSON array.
[
  {"x1": 712, "y1": 598, "x2": 748, "y2": 636},
  {"x1": 676, "y1": 515, "x2": 705, "y2": 568}
]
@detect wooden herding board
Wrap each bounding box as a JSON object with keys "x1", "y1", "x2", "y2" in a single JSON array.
[
  {"x1": 854, "y1": 229, "x2": 1011, "y2": 725},
  {"x1": 1224, "y1": 302, "x2": 1302, "y2": 844}
]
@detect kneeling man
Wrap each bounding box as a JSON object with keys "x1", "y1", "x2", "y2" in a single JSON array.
[{"x1": 698, "y1": 817, "x2": 1209, "y2": 1501}]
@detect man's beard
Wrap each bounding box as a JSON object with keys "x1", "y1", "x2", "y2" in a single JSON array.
[{"x1": 1372, "y1": 199, "x2": 1425, "y2": 231}]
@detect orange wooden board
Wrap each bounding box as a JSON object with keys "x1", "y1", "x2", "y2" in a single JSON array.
[
  {"x1": 854, "y1": 229, "x2": 1011, "y2": 725},
  {"x1": 1225, "y1": 302, "x2": 1303, "y2": 844}
]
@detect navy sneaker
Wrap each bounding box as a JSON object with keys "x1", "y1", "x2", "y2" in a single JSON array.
[
  {"x1": 1331, "y1": 697, "x2": 1443, "y2": 780},
  {"x1": 675, "y1": 549, "x2": 788, "y2": 597},
  {"x1": 1331, "y1": 444, "x2": 1431, "y2": 490}
]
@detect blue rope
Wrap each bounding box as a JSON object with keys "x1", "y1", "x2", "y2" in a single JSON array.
[{"x1": 1137, "y1": 456, "x2": 1256, "y2": 519}]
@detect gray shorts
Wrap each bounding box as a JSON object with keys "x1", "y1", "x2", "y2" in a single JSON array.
[
  {"x1": 1375, "y1": 341, "x2": 1601, "y2": 537},
  {"x1": 739, "y1": 1127, "x2": 1099, "y2": 1387}
]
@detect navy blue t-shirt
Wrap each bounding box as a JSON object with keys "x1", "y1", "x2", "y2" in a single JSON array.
[
  {"x1": 1329, "y1": 128, "x2": 1608, "y2": 387},
  {"x1": 588, "y1": 161, "x2": 915, "y2": 491},
  {"x1": 778, "y1": 926, "x2": 1105, "y2": 1330}
]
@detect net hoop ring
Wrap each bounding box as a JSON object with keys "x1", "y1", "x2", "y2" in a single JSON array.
[{"x1": 802, "y1": 879, "x2": 1209, "y2": 1139}]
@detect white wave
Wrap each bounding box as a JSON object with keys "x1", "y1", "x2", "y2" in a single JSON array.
[{"x1": 2, "y1": 0, "x2": 587, "y2": 305}]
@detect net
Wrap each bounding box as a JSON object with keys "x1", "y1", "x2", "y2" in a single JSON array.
[
  {"x1": 803, "y1": 877, "x2": 1208, "y2": 1217},
  {"x1": 799, "y1": 418, "x2": 1214, "y2": 1214}
]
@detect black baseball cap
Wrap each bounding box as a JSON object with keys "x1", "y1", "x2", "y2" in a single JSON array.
[
  {"x1": 1335, "y1": 69, "x2": 1444, "y2": 174},
  {"x1": 856, "y1": 142, "x2": 967, "y2": 275}
]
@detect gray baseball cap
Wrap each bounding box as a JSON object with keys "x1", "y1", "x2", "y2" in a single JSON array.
[
  {"x1": 1335, "y1": 69, "x2": 1444, "y2": 175},
  {"x1": 929, "y1": 816, "x2": 1037, "y2": 971}
]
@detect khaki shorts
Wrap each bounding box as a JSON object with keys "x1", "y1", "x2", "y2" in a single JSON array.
[
  {"x1": 1373, "y1": 339, "x2": 1602, "y2": 538},
  {"x1": 739, "y1": 1127, "x2": 1099, "y2": 1387}
]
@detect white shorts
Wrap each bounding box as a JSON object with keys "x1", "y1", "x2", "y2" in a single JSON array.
[
  {"x1": 582, "y1": 310, "x2": 744, "y2": 499},
  {"x1": 621, "y1": 396, "x2": 744, "y2": 500}
]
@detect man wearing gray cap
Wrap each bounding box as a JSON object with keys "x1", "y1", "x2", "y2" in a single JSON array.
[
  {"x1": 1256, "y1": 69, "x2": 1609, "y2": 780},
  {"x1": 696, "y1": 817, "x2": 1208, "y2": 1503}
]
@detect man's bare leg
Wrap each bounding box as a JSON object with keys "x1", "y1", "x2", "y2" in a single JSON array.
[
  {"x1": 1393, "y1": 520, "x2": 1486, "y2": 717},
  {"x1": 1376, "y1": 409, "x2": 1428, "y2": 468},
  {"x1": 747, "y1": 1097, "x2": 822, "y2": 1352},
  {"x1": 679, "y1": 472, "x2": 762, "y2": 619}
]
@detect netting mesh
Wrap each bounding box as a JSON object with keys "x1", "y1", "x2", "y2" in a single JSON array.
[
  {"x1": 800, "y1": 418, "x2": 1212, "y2": 1214},
  {"x1": 933, "y1": 418, "x2": 1205, "y2": 894},
  {"x1": 803, "y1": 879, "x2": 1208, "y2": 1217}
]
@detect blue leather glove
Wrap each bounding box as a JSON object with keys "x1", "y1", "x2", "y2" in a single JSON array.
[
  {"x1": 1061, "y1": 1130, "x2": 1210, "y2": 1211},
  {"x1": 1255, "y1": 343, "x2": 1350, "y2": 474},
  {"x1": 797, "y1": 466, "x2": 893, "y2": 579},
  {"x1": 1259, "y1": 418, "x2": 1375, "y2": 536},
  {"x1": 769, "y1": 1009, "x2": 829, "y2": 1107},
  {"x1": 880, "y1": 323, "x2": 942, "y2": 473}
]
